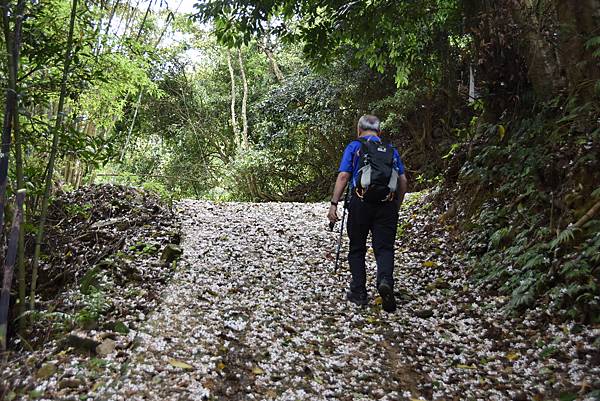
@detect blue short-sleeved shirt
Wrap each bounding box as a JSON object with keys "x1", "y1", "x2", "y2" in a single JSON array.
[{"x1": 338, "y1": 135, "x2": 405, "y2": 189}]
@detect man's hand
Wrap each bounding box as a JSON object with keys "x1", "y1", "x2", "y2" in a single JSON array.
[
  {"x1": 328, "y1": 172, "x2": 350, "y2": 227},
  {"x1": 327, "y1": 204, "x2": 339, "y2": 225}
]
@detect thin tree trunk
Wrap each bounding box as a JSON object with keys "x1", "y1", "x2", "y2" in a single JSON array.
[
  {"x1": 64, "y1": 157, "x2": 72, "y2": 184},
  {"x1": 30, "y1": 0, "x2": 79, "y2": 312},
  {"x1": 75, "y1": 162, "x2": 84, "y2": 188},
  {"x1": 261, "y1": 21, "x2": 284, "y2": 82},
  {"x1": 263, "y1": 45, "x2": 284, "y2": 83},
  {"x1": 0, "y1": 189, "x2": 25, "y2": 351},
  {"x1": 0, "y1": 0, "x2": 25, "y2": 242},
  {"x1": 135, "y1": 0, "x2": 153, "y2": 41},
  {"x1": 118, "y1": 6, "x2": 172, "y2": 161},
  {"x1": 120, "y1": 90, "x2": 143, "y2": 162},
  {"x1": 14, "y1": 111, "x2": 26, "y2": 334},
  {"x1": 238, "y1": 48, "x2": 249, "y2": 150},
  {"x1": 104, "y1": 0, "x2": 121, "y2": 37},
  {"x1": 116, "y1": 0, "x2": 140, "y2": 51},
  {"x1": 227, "y1": 49, "x2": 240, "y2": 147}
]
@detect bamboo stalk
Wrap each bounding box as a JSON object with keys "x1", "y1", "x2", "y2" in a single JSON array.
[
  {"x1": 0, "y1": 189, "x2": 26, "y2": 351},
  {"x1": 226, "y1": 48, "x2": 240, "y2": 148},
  {"x1": 30, "y1": 0, "x2": 79, "y2": 313},
  {"x1": 14, "y1": 110, "x2": 26, "y2": 334},
  {"x1": 0, "y1": 0, "x2": 25, "y2": 243},
  {"x1": 574, "y1": 200, "x2": 600, "y2": 229},
  {"x1": 238, "y1": 47, "x2": 249, "y2": 150}
]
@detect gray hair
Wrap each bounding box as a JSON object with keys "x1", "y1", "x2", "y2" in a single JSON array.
[{"x1": 357, "y1": 115, "x2": 380, "y2": 133}]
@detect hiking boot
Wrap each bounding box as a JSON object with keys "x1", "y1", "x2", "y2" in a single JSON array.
[
  {"x1": 346, "y1": 291, "x2": 368, "y2": 306},
  {"x1": 378, "y1": 281, "x2": 397, "y2": 313}
]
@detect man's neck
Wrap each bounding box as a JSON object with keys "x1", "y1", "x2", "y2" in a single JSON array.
[{"x1": 359, "y1": 130, "x2": 379, "y2": 138}]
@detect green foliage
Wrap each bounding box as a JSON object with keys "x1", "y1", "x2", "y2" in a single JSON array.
[
  {"x1": 129, "y1": 242, "x2": 159, "y2": 256},
  {"x1": 20, "y1": 310, "x2": 75, "y2": 334},
  {"x1": 64, "y1": 202, "x2": 93, "y2": 219},
  {"x1": 460, "y1": 98, "x2": 600, "y2": 320},
  {"x1": 195, "y1": 0, "x2": 462, "y2": 88},
  {"x1": 585, "y1": 36, "x2": 600, "y2": 58},
  {"x1": 74, "y1": 290, "x2": 110, "y2": 329},
  {"x1": 550, "y1": 227, "x2": 579, "y2": 250}
]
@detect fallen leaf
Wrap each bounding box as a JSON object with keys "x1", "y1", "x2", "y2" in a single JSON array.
[
  {"x1": 252, "y1": 366, "x2": 264, "y2": 375},
  {"x1": 169, "y1": 359, "x2": 194, "y2": 370},
  {"x1": 498, "y1": 124, "x2": 506, "y2": 140},
  {"x1": 506, "y1": 351, "x2": 520, "y2": 361},
  {"x1": 456, "y1": 364, "x2": 477, "y2": 370},
  {"x1": 422, "y1": 260, "x2": 437, "y2": 268},
  {"x1": 91, "y1": 381, "x2": 103, "y2": 392},
  {"x1": 216, "y1": 361, "x2": 226, "y2": 370},
  {"x1": 35, "y1": 362, "x2": 57, "y2": 379}
]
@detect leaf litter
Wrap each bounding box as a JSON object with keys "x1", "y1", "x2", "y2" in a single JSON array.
[{"x1": 2, "y1": 192, "x2": 599, "y2": 400}]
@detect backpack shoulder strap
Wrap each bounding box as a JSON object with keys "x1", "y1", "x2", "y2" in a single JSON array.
[{"x1": 352, "y1": 138, "x2": 369, "y2": 155}]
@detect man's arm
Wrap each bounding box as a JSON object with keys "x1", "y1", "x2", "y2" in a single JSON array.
[
  {"x1": 328, "y1": 172, "x2": 351, "y2": 223},
  {"x1": 396, "y1": 173, "x2": 408, "y2": 208}
]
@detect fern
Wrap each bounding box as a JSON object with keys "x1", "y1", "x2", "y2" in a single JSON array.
[
  {"x1": 508, "y1": 277, "x2": 538, "y2": 309},
  {"x1": 576, "y1": 291, "x2": 595, "y2": 304},
  {"x1": 489, "y1": 227, "x2": 511, "y2": 249},
  {"x1": 582, "y1": 35, "x2": 600, "y2": 56},
  {"x1": 586, "y1": 36, "x2": 600, "y2": 48},
  {"x1": 562, "y1": 264, "x2": 591, "y2": 280},
  {"x1": 516, "y1": 247, "x2": 547, "y2": 269},
  {"x1": 550, "y1": 227, "x2": 579, "y2": 249}
]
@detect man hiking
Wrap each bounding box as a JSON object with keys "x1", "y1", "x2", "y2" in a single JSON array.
[{"x1": 328, "y1": 115, "x2": 408, "y2": 312}]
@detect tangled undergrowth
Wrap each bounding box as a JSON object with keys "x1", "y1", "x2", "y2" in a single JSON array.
[
  {"x1": 15, "y1": 185, "x2": 181, "y2": 350},
  {"x1": 440, "y1": 97, "x2": 600, "y2": 322}
]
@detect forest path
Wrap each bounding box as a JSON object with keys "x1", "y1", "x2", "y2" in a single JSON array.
[{"x1": 97, "y1": 198, "x2": 598, "y2": 401}]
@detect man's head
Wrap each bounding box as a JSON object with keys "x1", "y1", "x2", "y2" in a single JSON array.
[{"x1": 357, "y1": 115, "x2": 380, "y2": 136}]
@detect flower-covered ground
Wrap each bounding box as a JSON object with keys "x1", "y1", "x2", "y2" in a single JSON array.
[
  {"x1": 3, "y1": 194, "x2": 599, "y2": 400},
  {"x1": 95, "y1": 197, "x2": 599, "y2": 400}
]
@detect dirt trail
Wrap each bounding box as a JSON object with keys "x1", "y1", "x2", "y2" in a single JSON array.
[{"x1": 95, "y1": 199, "x2": 599, "y2": 401}]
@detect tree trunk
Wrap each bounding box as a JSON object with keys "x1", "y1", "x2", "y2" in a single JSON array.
[
  {"x1": 261, "y1": 21, "x2": 284, "y2": 82},
  {"x1": 238, "y1": 48, "x2": 249, "y2": 150},
  {"x1": 227, "y1": 49, "x2": 240, "y2": 147},
  {"x1": 0, "y1": 0, "x2": 25, "y2": 242},
  {"x1": 263, "y1": 45, "x2": 284, "y2": 83},
  {"x1": 116, "y1": 0, "x2": 140, "y2": 51},
  {"x1": 135, "y1": 0, "x2": 153, "y2": 41},
  {"x1": 0, "y1": 189, "x2": 25, "y2": 351},
  {"x1": 120, "y1": 90, "x2": 143, "y2": 162},
  {"x1": 104, "y1": 0, "x2": 122, "y2": 37},
  {"x1": 64, "y1": 156, "x2": 72, "y2": 184},
  {"x1": 510, "y1": 0, "x2": 565, "y2": 99},
  {"x1": 13, "y1": 112, "x2": 26, "y2": 334},
  {"x1": 30, "y1": 0, "x2": 79, "y2": 312},
  {"x1": 555, "y1": 0, "x2": 600, "y2": 98}
]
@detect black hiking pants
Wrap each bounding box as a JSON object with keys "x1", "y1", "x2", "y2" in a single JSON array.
[{"x1": 347, "y1": 195, "x2": 399, "y2": 295}]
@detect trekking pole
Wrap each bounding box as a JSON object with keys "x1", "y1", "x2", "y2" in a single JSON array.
[{"x1": 330, "y1": 186, "x2": 349, "y2": 272}]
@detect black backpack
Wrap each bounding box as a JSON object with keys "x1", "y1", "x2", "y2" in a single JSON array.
[{"x1": 354, "y1": 138, "x2": 398, "y2": 202}]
